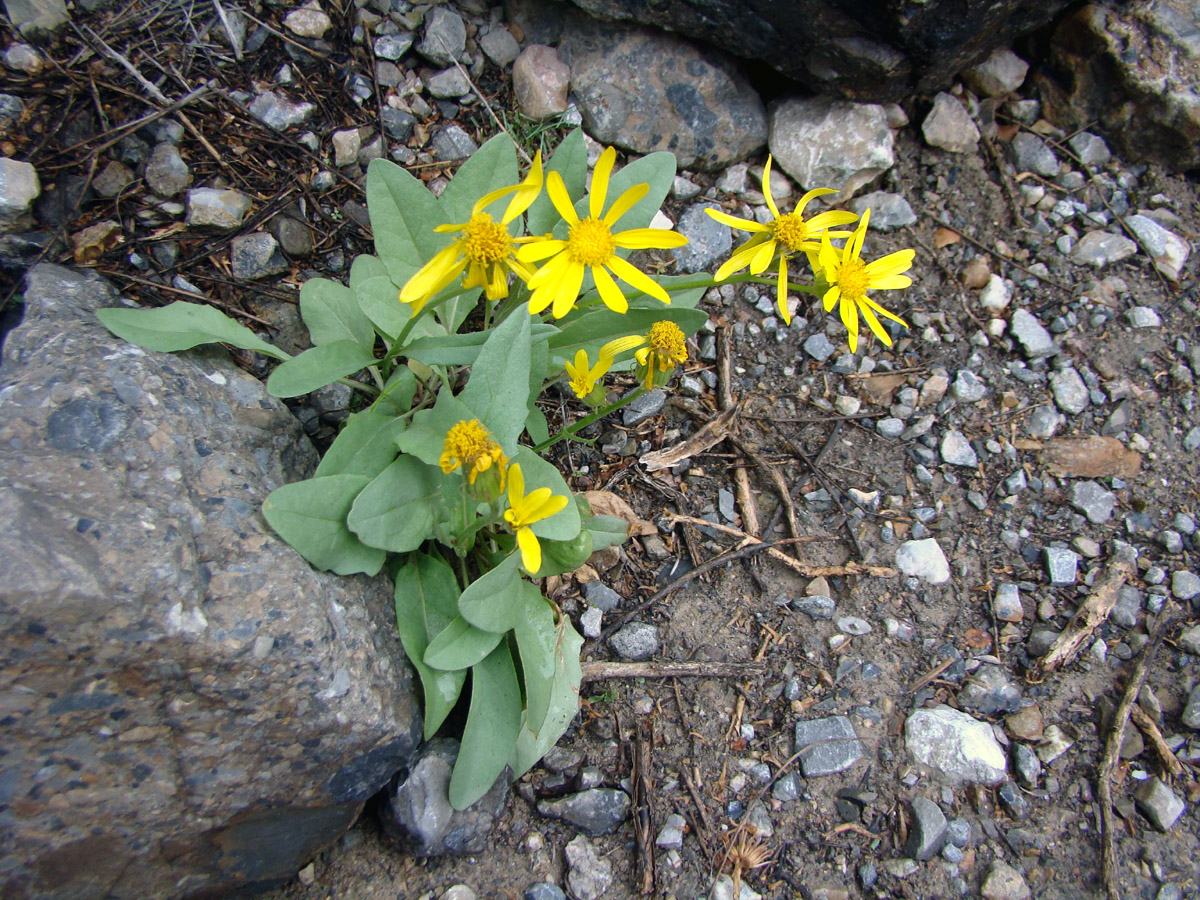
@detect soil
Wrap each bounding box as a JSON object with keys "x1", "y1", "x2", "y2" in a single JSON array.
[{"x1": 5, "y1": 3, "x2": 1200, "y2": 899}]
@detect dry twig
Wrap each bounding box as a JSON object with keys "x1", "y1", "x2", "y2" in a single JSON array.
[{"x1": 582, "y1": 661, "x2": 766, "y2": 681}]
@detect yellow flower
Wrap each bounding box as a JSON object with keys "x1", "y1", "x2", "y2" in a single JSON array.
[
  {"x1": 564, "y1": 347, "x2": 613, "y2": 400},
  {"x1": 440, "y1": 419, "x2": 507, "y2": 486},
  {"x1": 399, "y1": 154, "x2": 544, "y2": 312},
  {"x1": 815, "y1": 209, "x2": 913, "y2": 353},
  {"x1": 705, "y1": 155, "x2": 859, "y2": 323},
  {"x1": 602, "y1": 320, "x2": 688, "y2": 390},
  {"x1": 517, "y1": 146, "x2": 688, "y2": 319},
  {"x1": 503, "y1": 463, "x2": 569, "y2": 573}
]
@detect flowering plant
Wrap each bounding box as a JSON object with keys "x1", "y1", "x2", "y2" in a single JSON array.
[{"x1": 97, "y1": 130, "x2": 913, "y2": 808}]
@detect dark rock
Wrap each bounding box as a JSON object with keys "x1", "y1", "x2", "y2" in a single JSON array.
[
  {"x1": 268, "y1": 214, "x2": 315, "y2": 258},
  {"x1": 794, "y1": 715, "x2": 865, "y2": 776},
  {"x1": 957, "y1": 664, "x2": 1023, "y2": 716},
  {"x1": 525, "y1": 884, "x2": 567, "y2": 900},
  {"x1": 671, "y1": 203, "x2": 732, "y2": 274},
  {"x1": 561, "y1": 0, "x2": 1073, "y2": 102},
  {"x1": 0, "y1": 265, "x2": 422, "y2": 899},
  {"x1": 904, "y1": 797, "x2": 947, "y2": 860},
  {"x1": 381, "y1": 107, "x2": 417, "y2": 142},
  {"x1": 557, "y1": 17, "x2": 766, "y2": 170},
  {"x1": 33, "y1": 173, "x2": 91, "y2": 228},
  {"x1": 378, "y1": 739, "x2": 509, "y2": 856},
  {"x1": 231, "y1": 232, "x2": 290, "y2": 279},
  {"x1": 537, "y1": 788, "x2": 630, "y2": 835}
]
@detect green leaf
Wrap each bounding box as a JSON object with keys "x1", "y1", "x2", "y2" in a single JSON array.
[
  {"x1": 549, "y1": 305, "x2": 708, "y2": 353},
  {"x1": 600, "y1": 150, "x2": 677, "y2": 231},
  {"x1": 656, "y1": 272, "x2": 709, "y2": 310},
  {"x1": 460, "y1": 310, "x2": 530, "y2": 453},
  {"x1": 262, "y1": 474, "x2": 385, "y2": 575},
  {"x1": 374, "y1": 366, "x2": 417, "y2": 417},
  {"x1": 588, "y1": 513, "x2": 630, "y2": 551},
  {"x1": 438, "y1": 133, "x2": 519, "y2": 225},
  {"x1": 315, "y1": 408, "x2": 405, "y2": 478},
  {"x1": 266, "y1": 340, "x2": 378, "y2": 398},
  {"x1": 350, "y1": 253, "x2": 389, "y2": 291},
  {"x1": 534, "y1": 529, "x2": 594, "y2": 578},
  {"x1": 404, "y1": 322, "x2": 558, "y2": 367},
  {"x1": 524, "y1": 403, "x2": 549, "y2": 447},
  {"x1": 424, "y1": 615, "x2": 504, "y2": 670},
  {"x1": 458, "y1": 553, "x2": 524, "y2": 633},
  {"x1": 511, "y1": 447, "x2": 581, "y2": 541},
  {"x1": 354, "y1": 275, "x2": 411, "y2": 340},
  {"x1": 450, "y1": 641, "x2": 522, "y2": 809},
  {"x1": 346, "y1": 455, "x2": 439, "y2": 552},
  {"x1": 300, "y1": 277, "x2": 376, "y2": 347},
  {"x1": 511, "y1": 600, "x2": 583, "y2": 777},
  {"x1": 367, "y1": 158, "x2": 447, "y2": 285},
  {"x1": 526, "y1": 127, "x2": 586, "y2": 237},
  {"x1": 394, "y1": 552, "x2": 467, "y2": 738},
  {"x1": 97, "y1": 302, "x2": 289, "y2": 360}
]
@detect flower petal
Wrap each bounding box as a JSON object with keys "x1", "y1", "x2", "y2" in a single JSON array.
[
  {"x1": 606, "y1": 256, "x2": 670, "y2": 304},
  {"x1": 866, "y1": 273, "x2": 912, "y2": 291},
  {"x1": 776, "y1": 255, "x2": 791, "y2": 324},
  {"x1": 762, "y1": 154, "x2": 779, "y2": 219},
  {"x1": 614, "y1": 227, "x2": 688, "y2": 249},
  {"x1": 590, "y1": 147, "x2": 617, "y2": 219},
  {"x1": 706, "y1": 208, "x2": 768, "y2": 232},
  {"x1": 507, "y1": 462, "x2": 525, "y2": 509},
  {"x1": 602, "y1": 182, "x2": 649, "y2": 227},
  {"x1": 805, "y1": 210, "x2": 860, "y2": 232},
  {"x1": 714, "y1": 236, "x2": 770, "y2": 280},
  {"x1": 546, "y1": 171, "x2": 579, "y2": 225},
  {"x1": 593, "y1": 265, "x2": 628, "y2": 314},
  {"x1": 864, "y1": 248, "x2": 916, "y2": 277},
  {"x1": 399, "y1": 245, "x2": 466, "y2": 306},
  {"x1": 518, "y1": 238, "x2": 567, "y2": 264},
  {"x1": 861, "y1": 294, "x2": 908, "y2": 326},
  {"x1": 858, "y1": 300, "x2": 894, "y2": 347},
  {"x1": 748, "y1": 238, "x2": 776, "y2": 275},
  {"x1": 850, "y1": 209, "x2": 870, "y2": 258},
  {"x1": 551, "y1": 260, "x2": 586, "y2": 318},
  {"x1": 516, "y1": 526, "x2": 542, "y2": 573},
  {"x1": 527, "y1": 251, "x2": 569, "y2": 289},
  {"x1": 840, "y1": 296, "x2": 860, "y2": 353},
  {"x1": 822, "y1": 284, "x2": 840, "y2": 312},
  {"x1": 601, "y1": 334, "x2": 647, "y2": 358},
  {"x1": 502, "y1": 151, "x2": 544, "y2": 223},
  {"x1": 794, "y1": 187, "x2": 839, "y2": 216}
]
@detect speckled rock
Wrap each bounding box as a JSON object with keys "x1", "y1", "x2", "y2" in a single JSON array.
[
  {"x1": 0, "y1": 265, "x2": 422, "y2": 899},
  {"x1": 186, "y1": 187, "x2": 253, "y2": 229},
  {"x1": 905, "y1": 704, "x2": 1008, "y2": 785},
  {"x1": 770, "y1": 97, "x2": 893, "y2": 196}
]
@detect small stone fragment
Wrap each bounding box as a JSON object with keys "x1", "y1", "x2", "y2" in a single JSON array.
[
  {"x1": 1044, "y1": 547, "x2": 1079, "y2": 585},
  {"x1": 1134, "y1": 777, "x2": 1185, "y2": 831},
  {"x1": 848, "y1": 191, "x2": 916, "y2": 230},
  {"x1": 794, "y1": 716, "x2": 864, "y2": 777},
  {"x1": 431, "y1": 125, "x2": 479, "y2": 161},
  {"x1": 1069, "y1": 480, "x2": 1116, "y2": 524},
  {"x1": 905, "y1": 705, "x2": 1008, "y2": 785},
  {"x1": 231, "y1": 233, "x2": 290, "y2": 279},
  {"x1": 993, "y1": 583, "x2": 1023, "y2": 622},
  {"x1": 1172, "y1": 570, "x2": 1200, "y2": 601},
  {"x1": 1009, "y1": 308, "x2": 1058, "y2": 359},
  {"x1": 622, "y1": 389, "x2": 666, "y2": 426},
  {"x1": 963, "y1": 48, "x2": 1029, "y2": 97},
  {"x1": 0, "y1": 158, "x2": 42, "y2": 232},
  {"x1": 895, "y1": 539, "x2": 951, "y2": 584},
  {"x1": 418, "y1": 7, "x2": 467, "y2": 66},
  {"x1": 1010, "y1": 132, "x2": 1059, "y2": 177},
  {"x1": 1126, "y1": 305, "x2": 1162, "y2": 328},
  {"x1": 981, "y1": 861, "x2": 1031, "y2": 900},
  {"x1": 284, "y1": 1, "x2": 332, "y2": 39},
  {"x1": 248, "y1": 91, "x2": 316, "y2": 130},
  {"x1": 609, "y1": 622, "x2": 659, "y2": 661},
  {"x1": 1071, "y1": 231, "x2": 1138, "y2": 268},
  {"x1": 1049, "y1": 367, "x2": 1089, "y2": 415},
  {"x1": 512, "y1": 45, "x2": 570, "y2": 119},
  {"x1": 904, "y1": 797, "x2": 947, "y2": 860},
  {"x1": 1124, "y1": 214, "x2": 1189, "y2": 281},
  {"x1": 941, "y1": 430, "x2": 978, "y2": 467},
  {"x1": 922, "y1": 92, "x2": 980, "y2": 153},
  {"x1": 479, "y1": 27, "x2": 521, "y2": 68},
  {"x1": 185, "y1": 188, "x2": 252, "y2": 229},
  {"x1": 537, "y1": 789, "x2": 630, "y2": 836},
  {"x1": 565, "y1": 835, "x2": 613, "y2": 900}
]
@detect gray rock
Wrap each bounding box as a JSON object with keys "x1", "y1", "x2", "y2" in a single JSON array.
[
  {"x1": 904, "y1": 797, "x2": 947, "y2": 860},
  {"x1": 0, "y1": 157, "x2": 40, "y2": 232},
  {"x1": 848, "y1": 190, "x2": 916, "y2": 230},
  {"x1": 1012, "y1": 743, "x2": 1041, "y2": 787},
  {"x1": 993, "y1": 583, "x2": 1023, "y2": 622},
  {"x1": 185, "y1": 187, "x2": 252, "y2": 229},
  {"x1": 876, "y1": 417, "x2": 905, "y2": 439},
  {"x1": 1125, "y1": 214, "x2": 1190, "y2": 281},
  {"x1": 622, "y1": 388, "x2": 666, "y2": 426},
  {"x1": 248, "y1": 91, "x2": 317, "y2": 130},
  {"x1": 837, "y1": 616, "x2": 871, "y2": 636},
  {"x1": 512, "y1": 44, "x2": 570, "y2": 119},
  {"x1": 1178, "y1": 624, "x2": 1200, "y2": 655},
  {"x1": 231, "y1": 232, "x2": 290, "y2": 280},
  {"x1": 803, "y1": 332, "x2": 837, "y2": 361},
  {"x1": 3, "y1": 0, "x2": 69, "y2": 39},
  {"x1": 957, "y1": 664, "x2": 1023, "y2": 716},
  {"x1": 583, "y1": 580, "x2": 623, "y2": 611},
  {"x1": 795, "y1": 594, "x2": 835, "y2": 619},
  {"x1": 1011, "y1": 132, "x2": 1059, "y2": 177},
  {"x1": 1134, "y1": 777, "x2": 1185, "y2": 831},
  {"x1": 268, "y1": 215, "x2": 314, "y2": 258},
  {"x1": 1071, "y1": 230, "x2": 1138, "y2": 268},
  {"x1": 1009, "y1": 308, "x2": 1058, "y2": 359},
  {"x1": 332, "y1": 128, "x2": 362, "y2": 167},
  {"x1": 374, "y1": 32, "x2": 414, "y2": 61},
  {"x1": 655, "y1": 813, "x2": 686, "y2": 849},
  {"x1": 426, "y1": 67, "x2": 471, "y2": 99},
  {"x1": 609, "y1": 622, "x2": 659, "y2": 660},
  {"x1": 1185, "y1": 427, "x2": 1200, "y2": 452},
  {"x1": 793, "y1": 715, "x2": 864, "y2": 777},
  {"x1": 1049, "y1": 366, "x2": 1089, "y2": 415},
  {"x1": 479, "y1": 26, "x2": 521, "y2": 67},
  {"x1": 905, "y1": 705, "x2": 1008, "y2": 785},
  {"x1": 921, "y1": 92, "x2": 980, "y2": 153},
  {"x1": 431, "y1": 124, "x2": 479, "y2": 161},
  {"x1": 895, "y1": 538, "x2": 950, "y2": 584},
  {"x1": 565, "y1": 835, "x2": 613, "y2": 900},
  {"x1": 559, "y1": 19, "x2": 766, "y2": 171},
  {"x1": 4, "y1": 42, "x2": 43, "y2": 74},
  {"x1": 417, "y1": 6, "x2": 466, "y2": 66},
  {"x1": 941, "y1": 430, "x2": 978, "y2": 467},
  {"x1": 1068, "y1": 131, "x2": 1111, "y2": 166},
  {"x1": 379, "y1": 739, "x2": 507, "y2": 857},
  {"x1": 525, "y1": 884, "x2": 567, "y2": 900},
  {"x1": 1183, "y1": 686, "x2": 1200, "y2": 730},
  {"x1": 771, "y1": 772, "x2": 800, "y2": 801},
  {"x1": 952, "y1": 369, "x2": 987, "y2": 401},
  {"x1": 0, "y1": 265, "x2": 421, "y2": 898},
  {"x1": 1026, "y1": 405, "x2": 1063, "y2": 438},
  {"x1": 537, "y1": 788, "x2": 630, "y2": 836},
  {"x1": 672, "y1": 176, "x2": 702, "y2": 200},
  {"x1": 381, "y1": 108, "x2": 416, "y2": 142},
  {"x1": 1069, "y1": 480, "x2": 1115, "y2": 524},
  {"x1": 770, "y1": 96, "x2": 893, "y2": 196},
  {"x1": 671, "y1": 203, "x2": 732, "y2": 273},
  {"x1": 981, "y1": 861, "x2": 1031, "y2": 900},
  {"x1": 1111, "y1": 585, "x2": 1143, "y2": 629},
  {"x1": 1172, "y1": 570, "x2": 1200, "y2": 600},
  {"x1": 978, "y1": 274, "x2": 1012, "y2": 313},
  {"x1": 93, "y1": 160, "x2": 134, "y2": 198},
  {"x1": 580, "y1": 606, "x2": 603, "y2": 639},
  {"x1": 0, "y1": 92, "x2": 24, "y2": 129},
  {"x1": 963, "y1": 48, "x2": 1029, "y2": 97},
  {"x1": 1044, "y1": 547, "x2": 1080, "y2": 585},
  {"x1": 284, "y1": 3, "x2": 332, "y2": 38}
]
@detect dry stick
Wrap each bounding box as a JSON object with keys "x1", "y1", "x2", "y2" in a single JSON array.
[
  {"x1": 717, "y1": 326, "x2": 761, "y2": 537},
  {"x1": 1030, "y1": 553, "x2": 1135, "y2": 682},
  {"x1": 1100, "y1": 607, "x2": 1179, "y2": 900},
  {"x1": 728, "y1": 432, "x2": 800, "y2": 542},
  {"x1": 583, "y1": 660, "x2": 766, "y2": 681},
  {"x1": 1129, "y1": 704, "x2": 1185, "y2": 779},
  {"x1": 904, "y1": 655, "x2": 957, "y2": 695},
  {"x1": 774, "y1": 421, "x2": 867, "y2": 561},
  {"x1": 632, "y1": 724, "x2": 655, "y2": 896},
  {"x1": 682, "y1": 768, "x2": 717, "y2": 857},
  {"x1": 211, "y1": 0, "x2": 243, "y2": 61}
]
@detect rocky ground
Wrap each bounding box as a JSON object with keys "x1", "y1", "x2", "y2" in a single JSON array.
[{"x1": 2, "y1": 1, "x2": 1199, "y2": 900}]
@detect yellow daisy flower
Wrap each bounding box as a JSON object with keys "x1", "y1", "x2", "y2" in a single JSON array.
[
  {"x1": 563, "y1": 347, "x2": 613, "y2": 400},
  {"x1": 517, "y1": 146, "x2": 688, "y2": 319},
  {"x1": 440, "y1": 419, "x2": 507, "y2": 486},
  {"x1": 399, "y1": 153, "x2": 544, "y2": 312},
  {"x1": 602, "y1": 320, "x2": 688, "y2": 390},
  {"x1": 815, "y1": 209, "x2": 913, "y2": 353},
  {"x1": 705, "y1": 155, "x2": 859, "y2": 323},
  {"x1": 504, "y1": 462, "x2": 569, "y2": 573}
]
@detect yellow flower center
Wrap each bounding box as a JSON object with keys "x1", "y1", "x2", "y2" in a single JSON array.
[
  {"x1": 440, "y1": 419, "x2": 504, "y2": 477},
  {"x1": 648, "y1": 321, "x2": 686, "y2": 360},
  {"x1": 770, "y1": 212, "x2": 809, "y2": 252},
  {"x1": 567, "y1": 217, "x2": 616, "y2": 267},
  {"x1": 836, "y1": 257, "x2": 870, "y2": 301},
  {"x1": 460, "y1": 213, "x2": 513, "y2": 264}
]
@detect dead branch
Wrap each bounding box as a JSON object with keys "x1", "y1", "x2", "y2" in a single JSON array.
[
  {"x1": 641, "y1": 403, "x2": 739, "y2": 471},
  {"x1": 583, "y1": 661, "x2": 766, "y2": 681}
]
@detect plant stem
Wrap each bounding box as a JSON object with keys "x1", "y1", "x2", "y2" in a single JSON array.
[{"x1": 533, "y1": 387, "x2": 645, "y2": 453}]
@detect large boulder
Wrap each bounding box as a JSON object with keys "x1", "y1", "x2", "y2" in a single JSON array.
[
  {"x1": 553, "y1": 0, "x2": 1074, "y2": 101},
  {"x1": 0, "y1": 265, "x2": 422, "y2": 899},
  {"x1": 1032, "y1": 0, "x2": 1200, "y2": 172}
]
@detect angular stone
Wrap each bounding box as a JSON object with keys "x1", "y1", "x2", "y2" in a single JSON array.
[
  {"x1": 941, "y1": 430, "x2": 978, "y2": 467},
  {"x1": 0, "y1": 157, "x2": 40, "y2": 232},
  {"x1": 431, "y1": 125, "x2": 479, "y2": 161},
  {"x1": 93, "y1": 159, "x2": 134, "y2": 198},
  {"x1": 1010, "y1": 132, "x2": 1059, "y2": 177},
  {"x1": 284, "y1": 1, "x2": 332, "y2": 38},
  {"x1": 537, "y1": 788, "x2": 630, "y2": 836},
  {"x1": 622, "y1": 389, "x2": 666, "y2": 426},
  {"x1": 771, "y1": 97, "x2": 892, "y2": 196},
  {"x1": 565, "y1": 835, "x2": 612, "y2": 900},
  {"x1": 1069, "y1": 480, "x2": 1116, "y2": 524},
  {"x1": 185, "y1": 187, "x2": 252, "y2": 229},
  {"x1": 374, "y1": 33, "x2": 414, "y2": 61},
  {"x1": 3, "y1": 0, "x2": 69, "y2": 39},
  {"x1": 1134, "y1": 777, "x2": 1185, "y2": 831},
  {"x1": 1068, "y1": 131, "x2": 1111, "y2": 166},
  {"x1": 1009, "y1": 308, "x2": 1058, "y2": 359},
  {"x1": 671, "y1": 203, "x2": 732, "y2": 274},
  {"x1": 248, "y1": 90, "x2": 316, "y2": 130},
  {"x1": 417, "y1": 6, "x2": 466, "y2": 66},
  {"x1": 609, "y1": 622, "x2": 659, "y2": 660},
  {"x1": 0, "y1": 265, "x2": 421, "y2": 898},
  {"x1": 332, "y1": 128, "x2": 362, "y2": 167},
  {"x1": 1124, "y1": 214, "x2": 1189, "y2": 281},
  {"x1": 231, "y1": 232, "x2": 290, "y2": 279},
  {"x1": 981, "y1": 861, "x2": 1031, "y2": 900},
  {"x1": 1173, "y1": 570, "x2": 1200, "y2": 601},
  {"x1": 1071, "y1": 230, "x2": 1138, "y2": 268},
  {"x1": 895, "y1": 538, "x2": 950, "y2": 584},
  {"x1": 795, "y1": 594, "x2": 835, "y2": 619},
  {"x1": 905, "y1": 705, "x2": 1008, "y2": 785},
  {"x1": 979, "y1": 274, "x2": 1012, "y2": 312},
  {"x1": 793, "y1": 715, "x2": 864, "y2": 777},
  {"x1": 963, "y1": 48, "x2": 1030, "y2": 97},
  {"x1": 426, "y1": 67, "x2": 470, "y2": 99},
  {"x1": 1049, "y1": 366, "x2": 1089, "y2": 415},
  {"x1": 560, "y1": 19, "x2": 766, "y2": 171},
  {"x1": 957, "y1": 664, "x2": 1023, "y2": 716},
  {"x1": 381, "y1": 107, "x2": 416, "y2": 142},
  {"x1": 1182, "y1": 686, "x2": 1200, "y2": 730},
  {"x1": 993, "y1": 583, "x2": 1024, "y2": 622},
  {"x1": 512, "y1": 44, "x2": 570, "y2": 119},
  {"x1": 1044, "y1": 546, "x2": 1080, "y2": 584},
  {"x1": 479, "y1": 26, "x2": 521, "y2": 67},
  {"x1": 904, "y1": 797, "x2": 947, "y2": 860},
  {"x1": 848, "y1": 191, "x2": 916, "y2": 230},
  {"x1": 922, "y1": 92, "x2": 980, "y2": 153}
]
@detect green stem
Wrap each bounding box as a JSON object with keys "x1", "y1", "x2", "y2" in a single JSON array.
[
  {"x1": 533, "y1": 387, "x2": 646, "y2": 453},
  {"x1": 662, "y1": 272, "x2": 823, "y2": 296}
]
